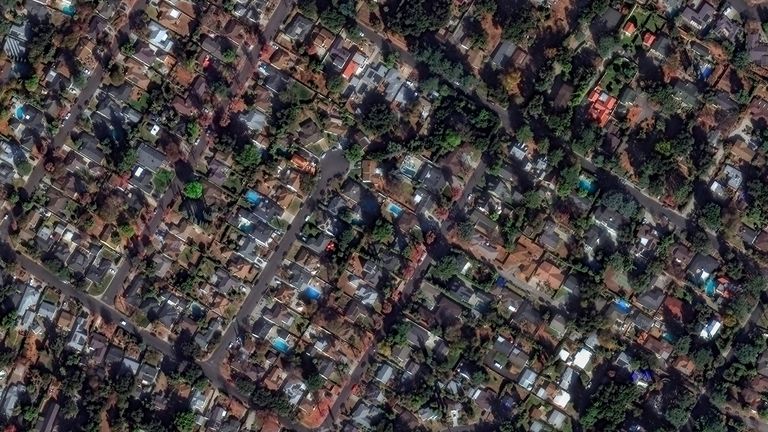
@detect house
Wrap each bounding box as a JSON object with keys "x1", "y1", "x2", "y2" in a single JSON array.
[
  {"x1": 713, "y1": 15, "x2": 742, "y2": 43},
  {"x1": 643, "y1": 336, "x2": 673, "y2": 360},
  {"x1": 723, "y1": 165, "x2": 743, "y2": 190},
  {"x1": 680, "y1": 2, "x2": 715, "y2": 31},
  {"x1": 375, "y1": 363, "x2": 394, "y2": 385},
  {"x1": 241, "y1": 110, "x2": 268, "y2": 133},
  {"x1": 622, "y1": 21, "x2": 637, "y2": 36},
  {"x1": 307, "y1": 26, "x2": 335, "y2": 57},
  {"x1": 649, "y1": 35, "x2": 672, "y2": 60},
  {"x1": 700, "y1": 319, "x2": 722, "y2": 339},
  {"x1": 489, "y1": 40, "x2": 517, "y2": 69},
  {"x1": 748, "y1": 31, "x2": 768, "y2": 68},
  {"x1": 688, "y1": 253, "x2": 719, "y2": 283},
  {"x1": 593, "y1": 207, "x2": 625, "y2": 238},
  {"x1": 531, "y1": 260, "x2": 566, "y2": 291},
  {"x1": 635, "y1": 287, "x2": 665, "y2": 314},
  {"x1": 587, "y1": 86, "x2": 618, "y2": 127},
  {"x1": 284, "y1": 14, "x2": 314, "y2": 42},
  {"x1": 673, "y1": 80, "x2": 701, "y2": 108}
]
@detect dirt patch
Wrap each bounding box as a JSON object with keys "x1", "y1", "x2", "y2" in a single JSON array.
[
  {"x1": 480, "y1": 12, "x2": 502, "y2": 53},
  {"x1": 544, "y1": 0, "x2": 576, "y2": 35}
]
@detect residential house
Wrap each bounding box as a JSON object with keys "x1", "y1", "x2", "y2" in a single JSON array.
[{"x1": 680, "y1": 2, "x2": 716, "y2": 32}]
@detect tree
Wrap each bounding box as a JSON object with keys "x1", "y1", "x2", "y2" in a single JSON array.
[
  {"x1": 497, "y1": 6, "x2": 536, "y2": 42},
  {"x1": 360, "y1": 101, "x2": 397, "y2": 136},
  {"x1": 235, "y1": 145, "x2": 262, "y2": 173},
  {"x1": 320, "y1": 8, "x2": 347, "y2": 31},
  {"x1": 326, "y1": 74, "x2": 345, "y2": 94},
  {"x1": 183, "y1": 182, "x2": 203, "y2": 200},
  {"x1": 698, "y1": 202, "x2": 722, "y2": 232},
  {"x1": 109, "y1": 64, "x2": 125, "y2": 86},
  {"x1": 598, "y1": 35, "x2": 619, "y2": 58},
  {"x1": 384, "y1": 0, "x2": 450, "y2": 36},
  {"x1": 500, "y1": 69, "x2": 521, "y2": 95},
  {"x1": 186, "y1": 121, "x2": 201, "y2": 143},
  {"x1": 24, "y1": 76, "x2": 39, "y2": 92},
  {"x1": 431, "y1": 256, "x2": 458, "y2": 281},
  {"x1": 152, "y1": 169, "x2": 174, "y2": 193},
  {"x1": 120, "y1": 42, "x2": 136, "y2": 57},
  {"x1": 174, "y1": 410, "x2": 196, "y2": 432},
  {"x1": 344, "y1": 143, "x2": 364, "y2": 164},
  {"x1": 516, "y1": 125, "x2": 533, "y2": 143},
  {"x1": 222, "y1": 48, "x2": 237, "y2": 63},
  {"x1": 371, "y1": 221, "x2": 394, "y2": 245},
  {"x1": 581, "y1": 382, "x2": 641, "y2": 430},
  {"x1": 16, "y1": 160, "x2": 32, "y2": 176}
]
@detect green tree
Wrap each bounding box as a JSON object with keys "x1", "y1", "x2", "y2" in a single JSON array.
[
  {"x1": 222, "y1": 48, "x2": 237, "y2": 63},
  {"x1": 371, "y1": 221, "x2": 394, "y2": 245},
  {"x1": 16, "y1": 160, "x2": 32, "y2": 176},
  {"x1": 698, "y1": 202, "x2": 722, "y2": 232},
  {"x1": 345, "y1": 143, "x2": 364, "y2": 164},
  {"x1": 326, "y1": 74, "x2": 345, "y2": 94},
  {"x1": 152, "y1": 169, "x2": 174, "y2": 193},
  {"x1": 384, "y1": 0, "x2": 450, "y2": 36},
  {"x1": 186, "y1": 121, "x2": 201, "y2": 143},
  {"x1": 235, "y1": 145, "x2": 262, "y2": 173},
  {"x1": 431, "y1": 256, "x2": 458, "y2": 281},
  {"x1": 360, "y1": 100, "x2": 397, "y2": 136},
  {"x1": 120, "y1": 42, "x2": 136, "y2": 57},
  {"x1": 174, "y1": 410, "x2": 196, "y2": 432},
  {"x1": 183, "y1": 181, "x2": 204, "y2": 200},
  {"x1": 24, "y1": 76, "x2": 39, "y2": 92}
]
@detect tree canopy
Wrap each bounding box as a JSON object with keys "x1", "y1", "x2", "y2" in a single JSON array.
[{"x1": 384, "y1": 0, "x2": 451, "y2": 36}]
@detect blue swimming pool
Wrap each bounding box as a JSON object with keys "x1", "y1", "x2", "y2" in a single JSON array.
[
  {"x1": 272, "y1": 338, "x2": 290, "y2": 353},
  {"x1": 305, "y1": 286, "x2": 321, "y2": 300},
  {"x1": 244, "y1": 190, "x2": 262, "y2": 205},
  {"x1": 614, "y1": 298, "x2": 631, "y2": 313},
  {"x1": 387, "y1": 202, "x2": 403, "y2": 218},
  {"x1": 62, "y1": 4, "x2": 75, "y2": 15},
  {"x1": 14, "y1": 106, "x2": 25, "y2": 120},
  {"x1": 703, "y1": 277, "x2": 716, "y2": 296},
  {"x1": 699, "y1": 64, "x2": 714, "y2": 80},
  {"x1": 578, "y1": 177, "x2": 597, "y2": 194}
]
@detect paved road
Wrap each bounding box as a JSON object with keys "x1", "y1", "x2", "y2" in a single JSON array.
[
  {"x1": 202, "y1": 149, "x2": 349, "y2": 369},
  {"x1": 325, "y1": 156, "x2": 486, "y2": 427},
  {"x1": 20, "y1": 0, "x2": 148, "y2": 195}
]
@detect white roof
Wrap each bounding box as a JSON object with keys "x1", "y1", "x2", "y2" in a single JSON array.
[
  {"x1": 552, "y1": 390, "x2": 571, "y2": 408},
  {"x1": 573, "y1": 348, "x2": 592, "y2": 369},
  {"x1": 558, "y1": 348, "x2": 570, "y2": 362}
]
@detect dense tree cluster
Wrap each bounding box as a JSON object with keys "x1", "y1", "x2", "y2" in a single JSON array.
[{"x1": 383, "y1": 0, "x2": 451, "y2": 36}]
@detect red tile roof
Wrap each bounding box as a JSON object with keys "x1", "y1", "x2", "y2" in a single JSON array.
[
  {"x1": 342, "y1": 60, "x2": 359, "y2": 80},
  {"x1": 586, "y1": 86, "x2": 618, "y2": 127},
  {"x1": 623, "y1": 21, "x2": 637, "y2": 35},
  {"x1": 642, "y1": 32, "x2": 656, "y2": 47}
]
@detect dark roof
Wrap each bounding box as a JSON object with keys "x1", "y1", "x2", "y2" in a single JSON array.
[{"x1": 136, "y1": 144, "x2": 166, "y2": 172}]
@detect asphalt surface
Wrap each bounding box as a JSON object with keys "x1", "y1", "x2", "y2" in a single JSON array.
[
  {"x1": 325, "y1": 156, "x2": 486, "y2": 427},
  {"x1": 203, "y1": 148, "x2": 349, "y2": 368}
]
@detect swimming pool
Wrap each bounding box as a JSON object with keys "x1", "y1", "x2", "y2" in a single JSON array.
[
  {"x1": 387, "y1": 202, "x2": 403, "y2": 218},
  {"x1": 62, "y1": 4, "x2": 75, "y2": 15},
  {"x1": 244, "y1": 190, "x2": 262, "y2": 205},
  {"x1": 189, "y1": 303, "x2": 205, "y2": 321},
  {"x1": 578, "y1": 177, "x2": 597, "y2": 194},
  {"x1": 703, "y1": 277, "x2": 716, "y2": 296},
  {"x1": 699, "y1": 64, "x2": 713, "y2": 80},
  {"x1": 304, "y1": 286, "x2": 322, "y2": 300},
  {"x1": 272, "y1": 338, "x2": 290, "y2": 353},
  {"x1": 14, "y1": 106, "x2": 25, "y2": 120},
  {"x1": 237, "y1": 216, "x2": 254, "y2": 234},
  {"x1": 614, "y1": 298, "x2": 631, "y2": 313}
]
